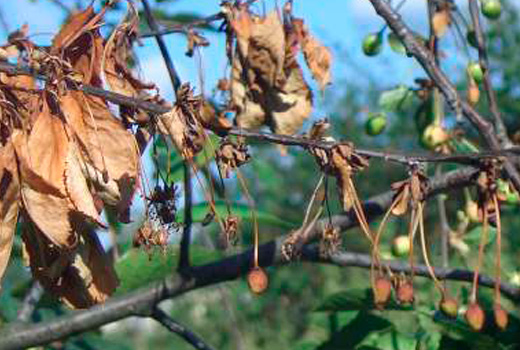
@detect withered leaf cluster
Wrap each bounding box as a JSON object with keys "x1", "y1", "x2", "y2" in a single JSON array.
[
  {"x1": 391, "y1": 168, "x2": 430, "y2": 216},
  {"x1": 224, "y1": 2, "x2": 332, "y2": 137},
  {"x1": 0, "y1": 5, "x2": 157, "y2": 308},
  {"x1": 311, "y1": 144, "x2": 369, "y2": 212}
]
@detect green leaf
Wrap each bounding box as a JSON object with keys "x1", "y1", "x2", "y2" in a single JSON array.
[
  {"x1": 317, "y1": 312, "x2": 393, "y2": 350},
  {"x1": 316, "y1": 288, "x2": 412, "y2": 312},
  {"x1": 449, "y1": 137, "x2": 480, "y2": 154},
  {"x1": 464, "y1": 225, "x2": 496, "y2": 248},
  {"x1": 177, "y1": 201, "x2": 297, "y2": 229},
  {"x1": 114, "y1": 246, "x2": 219, "y2": 294},
  {"x1": 379, "y1": 85, "x2": 415, "y2": 113},
  {"x1": 388, "y1": 32, "x2": 407, "y2": 55}
]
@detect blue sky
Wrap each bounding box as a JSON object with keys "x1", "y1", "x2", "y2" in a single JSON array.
[{"x1": 0, "y1": 0, "x2": 443, "y2": 106}]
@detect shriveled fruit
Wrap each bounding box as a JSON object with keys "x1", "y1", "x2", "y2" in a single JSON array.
[
  {"x1": 396, "y1": 281, "x2": 414, "y2": 304},
  {"x1": 391, "y1": 235, "x2": 410, "y2": 257},
  {"x1": 467, "y1": 62, "x2": 484, "y2": 84},
  {"x1": 494, "y1": 304, "x2": 508, "y2": 331},
  {"x1": 362, "y1": 33, "x2": 382, "y2": 56},
  {"x1": 465, "y1": 303, "x2": 485, "y2": 331},
  {"x1": 247, "y1": 267, "x2": 268, "y2": 294},
  {"x1": 365, "y1": 113, "x2": 387, "y2": 136},
  {"x1": 439, "y1": 296, "x2": 459, "y2": 319},
  {"x1": 373, "y1": 277, "x2": 392, "y2": 308},
  {"x1": 481, "y1": 0, "x2": 501, "y2": 20},
  {"x1": 421, "y1": 124, "x2": 449, "y2": 150}
]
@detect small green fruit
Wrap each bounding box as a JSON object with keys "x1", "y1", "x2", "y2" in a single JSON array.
[
  {"x1": 363, "y1": 33, "x2": 383, "y2": 56},
  {"x1": 481, "y1": 0, "x2": 501, "y2": 20},
  {"x1": 391, "y1": 235, "x2": 410, "y2": 257},
  {"x1": 421, "y1": 124, "x2": 449, "y2": 150},
  {"x1": 365, "y1": 113, "x2": 387, "y2": 136},
  {"x1": 467, "y1": 62, "x2": 484, "y2": 84}
]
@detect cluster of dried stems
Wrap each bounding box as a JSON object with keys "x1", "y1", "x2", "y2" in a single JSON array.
[{"x1": 0, "y1": 0, "x2": 517, "y2": 349}]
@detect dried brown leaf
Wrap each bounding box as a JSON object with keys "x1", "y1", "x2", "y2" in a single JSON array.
[
  {"x1": 0, "y1": 141, "x2": 19, "y2": 285},
  {"x1": 391, "y1": 183, "x2": 410, "y2": 216},
  {"x1": 293, "y1": 19, "x2": 332, "y2": 90},
  {"x1": 22, "y1": 221, "x2": 118, "y2": 309},
  {"x1": 432, "y1": 9, "x2": 451, "y2": 37},
  {"x1": 231, "y1": 10, "x2": 312, "y2": 136}
]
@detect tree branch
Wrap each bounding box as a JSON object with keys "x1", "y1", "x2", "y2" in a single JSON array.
[
  {"x1": 366, "y1": 0, "x2": 520, "y2": 193},
  {"x1": 0, "y1": 61, "x2": 518, "y2": 167},
  {"x1": 468, "y1": 0, "x2": 509, "y2": 146},
  {"x1": 151, "y1": 307, "x2": 215, "y2": 350},
  {"x1": 2, "y1": 165, "x2": 517, "y2": 350},
  {"x1": 16, "y1": 282, "x2": 43, "y2": 323}
]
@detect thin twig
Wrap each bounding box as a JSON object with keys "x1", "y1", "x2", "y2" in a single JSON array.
[
  {"x1": 16, "y1": 282, "x2": 43, "y2": 323},
  {"x1": 436, "y1": 166, "x2": 450, "y2": 268},
  {"x1": 140, "y1": 0, "x2": 193, "y2": 273},
  {"x1": 139, "y1": 13, "x2": 224, "y2": 38},
  {"x1": 468, "y1": 0, "x2": 509, "y2": 146},
  {"x1": 140, "y1": 0, "x2": 180, "y2": 92},
  {"x1": 0, "y1": 61, "x2": 518, "y2": 167},
  {"x1": 151, "y1": 307, "x2": 215, "y2": 350}
]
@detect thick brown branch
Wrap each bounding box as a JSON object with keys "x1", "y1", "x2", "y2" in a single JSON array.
[{"x1": 1, "y1": 166, "x2": 517, "y2": 350}]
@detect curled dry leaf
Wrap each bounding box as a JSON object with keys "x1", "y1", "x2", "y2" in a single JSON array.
[
  {"x1": 157, "y1": 84, "x2": 206, "y2": 159},
  {"x1": 432, "y1": 8, "x2": 452, "y2": 37},
  {"x1": 102, "y1": 4, "x2": 156, "y2": 123},
  {"x1": 311, "y1": 144, "x2": 369, "y2": 211},
  {"x1": 390, "y1": 169, "x2": 429, "y2": 216},
  {"x1": 22, "y1": 220, "x2": 119, "y2": 309},
  {"x1": 216, "y1": 139, "x2": 250, "y2": 178},
  {"x1": 293, "y1": 18, "x2": 332, "y2": 90},
  {"x1": 0, "y1": 142, "x2": 19, "y2": 286},
  {"x1": 229, "y1": 9, "x2": 312, "y2": 137}
]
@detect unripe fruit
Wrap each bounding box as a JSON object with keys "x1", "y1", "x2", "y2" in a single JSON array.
[
  {"x1": 467, "y1": 62, "x2": 484, "y2": 84},
  {"x1": 465, "y1": 303, "x2": 485, "y2": 331},
  {"x1": 365, "y1": 113, "x2": 387, "y2": 136},
  {"x1": 247, "y1": 267, "x2": 268, "y2": 294},
  {"x1": 481, "y1": 0, "x2": 501, "y2": 20},
  {"x1": 373, "y1": 277, "x2": 392, "y2": 308},
  {"x1": 494, "y1": 304, "x2": 508, "y2": 331},
  {"x1": 391, "y1": 235, "x2": 410, "y2": 257},
  {"x1": 396, "y1": 281, "x2": 414, "y2": 305},
  {"x1": 439, "y1": 296, "x2": 459, "y2": 319},
  {"x1": 421, "y1": 124, "x2": 449, "y2": 150},
  {"x1": 363, "y1": 33, "x2": 383, "y2": 56}
]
